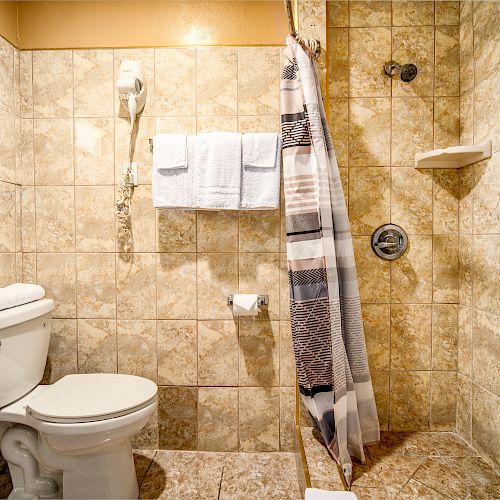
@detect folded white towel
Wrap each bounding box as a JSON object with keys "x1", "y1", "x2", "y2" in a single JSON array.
[
  {"x1": 153, "y1": 134, "x2": 187, "y2": 170},
  {"x1": 0, "y1": 283, "x2": 45, "y2": 311},
  {"x1": 241, "y1": 134, "x2": 281, "y2": 209},
  {"x1": 195, "y1": 132, "x2": 242, "y2": 210},
  {"x1": 305, "y1": 489, "x2": 358, "y2": 500},
  {"x1": 152, "y1": 135, "x2": 196, "y2": 208}
]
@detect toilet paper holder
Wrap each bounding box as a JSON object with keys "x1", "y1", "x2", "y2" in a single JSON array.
[{"x1": 227, "y1": 295, "x2": 269, "y2": 307}]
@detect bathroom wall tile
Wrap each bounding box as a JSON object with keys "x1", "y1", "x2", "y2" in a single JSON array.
[
  {"x1": 392, "y1": 1, "x2": 434, "y2": 26},
  {"x1": 327, "y1": 1, "x2": 348, "y2": 27},
  {"x1": 32, "y1": 50, "x2": 73, "y2": 118},
  {"x1": 279, "y1": 254, "x2": 290, "y2": 321},
  {"x1": 390, "y1": 371, "x2": 430, "y2": 431},
  {"x1": 433, "y1": 235, "x2": 459, "y2": 303},
  {"x1": 21, "y1": 253, "x2": 36, "y2": 283},
  {"x1": 0, "y1": 182, "x2": 16, "y2": 252},
  {"x1": 198, "y1": 320, "x2": 239, "y2": 386},
  {"x1": 125, "y1": 184, "x2": 156, "y2": 252},
  {"x1": 75, "y1": 186, "x2": 115, "y2": 252},
  {"x1": 21, "y1": 186, "x2": 36, "y2": 252},
  {"x1": 433, "y1": 168, "x2": 459, "y2": 234},
  {"x1": 349, "y1": 167, "x2": 390, "y2": 235},
  {"x1": 391, "y1": 304, "x2": 432, "y2": 370},
  {"x1": 77, "y1": 319, "x2": 117, "y2": 373},
  {"x1": 349, "y1": 98, "x2": 391, "y2": 166},
  {"x1": 114, "y1": 48, "x2": 155, "y2": 117},
  {"x1": 74, "y1": 50, "x2": 114, "y2": 117},
  {"x1": 472, "y1": 235, "x2": 500, "y2": 316},
  {"x1": 392, "y1": 27, "x2": 434, "y2": 97},
  {"x1": 197, "y1": 253, "x2": 238, "y2": 320},
  {"x1": 0, "y1": 37, "x2": 13, "y2": 114},
  {"x1": 19, "y1": 50, "x2": 33, "y2": 118},
  {"x1": 349, "y1": 28, "x2": 391, "y2": 97},
  {"x1": 434, "y1": 97, "x2": 460, "y2": 150},
  {"x1": 239, "y1": 253, "x2": 280, "y2": 320},
  {"x1": 474, "y1": 70, "x2": 500, "y2": 153},
  {"x1": 435, "y1": 1, "x2": 460, "y2": 25},
  {"x1": 132, "y1": 410, "x2": 159, "y2": 450},
  {"x1": 239, "y1": 210, "x2": 280, "y2": 252},
  {"x1": 458, "y1": 306, "x2": 472, "y2": 376},
  {"x1": 238, "y1": 47, "x2": 279, "y2": 115},
  {"x1": 117, "y1": 319, "x2": 157, "y2": 381},
  {"x1": 156, "y1": 116, "x2": 196, "y2": 135},
  {"x1": 19, "y1": 119, "x2": 34, "y2": 185},
  {"x1": 329, "y1": 97, "x2": 349, "y2": 167},
  {"x1": 239, "y1": 319, "x2": 280, "y2": 387},
  {"x1": 34, "y1": 118, "x2": 73, "y2": 185},
  {"x1": 35, "y1": 186, "x2": 75, "y2": 252},
  {"x1": 432, "y1": 304, "x2": 458, "y2": 371},
  {"x1": 371, "y1": 370, "x2": 390, "y2": 431},
  {"x1": 459, "y1": 15, "x2": 474, "y2": 95},
  {"x1": 158, "y1": 386, "x2": 198, "y2": 450},
  {"x1": 473, "y1": 155, "x2": 500, "y2": 234},
  {"x1": 155, "y1": 48, "x2": 195, "y2": 116},
  {"x1": 435, "y1": 26, "x2": 460, "y2": 96},
  {"x1": 280, "y1": 387, "x2": 295, "y2": 450},
  {"x1": 0, "y1": 110, "x2": 15, "y2": 183},
  {"x1": 196, "y1": 47, "x2": 237, "y2": 116},
  {"x1": 298, "y1": 0, "x2": 327, "y2": 50},
  {"x1": 0, "y1": 253, "x2": 16, "y2": 287},
  {"x1": 36, "y1": 253, "x2": 76, "y2": 318},
  {"x1": 458, "y1": 163, "x2": 474, "y2": 235},
  {"x1": 198, "y1": 387, "x2": 238, "y2": 451},
  {"x1": 197, "y1": 211, "x2": 238, "y2": 253},
  {"x1": 279, "y1": 321, "x2": 295, "y2": 387},
  {"x1": 239, "y1": 387, "x2": 280, "y2": 452},
  {"x1": 362, "y1": 304, "x2": 390, "y2": 371},
  {"x1": 116, "y1": 253, "x2": 156, "y2": 319},
  {"x1": 349, "y1": 1, "x2": 391, "y2": 27},
  {"x1": 197, "y1": 116, "x2": 238, "y2": 133},
  {"x1": 74, "y1": 118, "x2": 114, "y2": 185},
  {"x1": 431, "y1": 372, "x2": 457, "y2": 431},
  {"x1": 391, "y1": 98, "x2": 433, "y2": 166},
  {"x1": 157, "y1": 209, "x2": 197, "y2": 252},
  {"x1": 157, "y1": 253, "x2": 197, "y2": 319},
  {"x1": 456, "y1": 373, "x2": 472, "y2": 442},
  {"x1": 238, "y1": 115, "x2": 280, "y2": 134},
  {"x1": 328, "y1": 28, "x2": 349, "y2": 98},
  {"x1": 353, "y1": 236, "x2": 390, "y2": 303},
  {"x1": 76, "y1": 253, "x2": 116, "y2": 318},
  {"x1": 391, "y1": 167, "x2": 433, "y2": 234},
  {"x1": 472, "y1": 309, "x2": 500, "y2": 397},
  {"x1": 42, "y1": 319, "x2": 77, "y2": 384},
  {"x1": 157, "y1": 320, "x2": 197, "y2": 386},
  {"x1": 458, "y1": 235, "x2": 473, "y2": 306},
  {"x1": 473, "y1": 0, "x2": 500, "y2": 84}
]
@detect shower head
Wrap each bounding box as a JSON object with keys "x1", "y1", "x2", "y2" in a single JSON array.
[{"x1": 384, "y1": 61, "x2": 418, "y2": 82}]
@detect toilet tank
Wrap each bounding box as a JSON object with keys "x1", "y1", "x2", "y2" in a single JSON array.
[{"x1": 0, "y1": 299, "x2": 54, "y2": 408}]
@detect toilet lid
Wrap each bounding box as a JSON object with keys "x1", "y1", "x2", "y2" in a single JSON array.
[{"x1": 27, "y1": 374, "x2": 157, "y2": 423}]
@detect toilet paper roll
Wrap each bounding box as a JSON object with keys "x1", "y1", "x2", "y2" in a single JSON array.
[{"x1": 232, "y1": 293, "x2": 259, "y2": 316}]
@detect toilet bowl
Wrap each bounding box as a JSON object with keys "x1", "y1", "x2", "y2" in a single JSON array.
[{"x1": 0, "y1": 294, "x2": 158, "y2": 499}]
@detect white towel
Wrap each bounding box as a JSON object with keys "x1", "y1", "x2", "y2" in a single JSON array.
[
  {"x1": 0, "y1": 283, "x2": 45, "y2": 311},
  {"x1": 241, "y1": 134, "x2": 281, "y2": 209},
  {"x1": 305, "y1": 489, "x2": 358, "y2": 500},
  {"x1": 152, "y1": 135, "x2": 196, "y2": 208},
  {"x1": 195, "y1": 132, "x2": 242, "y2": 210},
  {"x1": 153, "y1": 134, "x2": 187, "y2": 170}
]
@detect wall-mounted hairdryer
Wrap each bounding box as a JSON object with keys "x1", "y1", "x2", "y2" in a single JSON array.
[{"x1": 116, "y1": 60, "x2": 147, "y2": 133}]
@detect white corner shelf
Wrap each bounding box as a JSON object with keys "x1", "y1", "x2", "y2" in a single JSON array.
[{"x1": 414, "y1": 141, "x2": 492, "y2": 169}]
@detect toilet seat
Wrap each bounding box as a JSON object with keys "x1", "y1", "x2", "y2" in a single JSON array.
[{"x1": 26, "y1": 373, "x2": 157, "y2": 424}]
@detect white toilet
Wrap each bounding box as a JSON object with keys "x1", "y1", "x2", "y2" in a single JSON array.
[{"x1": 0, "y1": 295, "x2": 158, "y2": 499}]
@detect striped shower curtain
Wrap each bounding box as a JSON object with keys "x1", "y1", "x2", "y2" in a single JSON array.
[{"x1": 280, "y1": 36, "x2": 380, "y2": 484}]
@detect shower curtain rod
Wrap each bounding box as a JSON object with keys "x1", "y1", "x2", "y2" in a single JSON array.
[{"x1": 284, "y1": 0, "x2": 321, "y2": 59}]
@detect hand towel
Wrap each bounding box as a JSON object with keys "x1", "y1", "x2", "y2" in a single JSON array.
[
  {"x1": 152, "y1": 135, "x2": 196, "y2": 208},
  {"x1": 195, "y1": 132, "x2": 242, "y2": 210},
  {"x1": 241, "y1": 134, "x2": 281, "y2": 209},
  {"x1": 242, "y1": 133, "x2": 279, "y2": 168},
  {"x1": 0, "y1": 283, "x2": 46, "y2": 311},
  {"x1": 153, "y1": 134, "x2": 187, "y2": 170},
  {"x1": 305, "y1": 489, "x2": 358, "y2": 500}
]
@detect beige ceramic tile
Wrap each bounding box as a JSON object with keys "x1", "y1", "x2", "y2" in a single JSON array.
[
  {"x1": 349, "y1": 1, "x2": 391, "y2": 27},
  {"x1": 34, "y1": 118, "x2": 73, "y2": 185},
  {"x1": 157, "y1": 209, "x2": 197, "y2": 252},
  {"x1": 155, "y1": 116, "x2": 196, "y2": 135},
  {"x1": 473, "y1": 309, "x2": 499, "y2": 397},
  {"x1": 239, "y1": 210, "x2": 280, "y2": 252},
  {"x1": 77, "y1": 319, "x2": 117, "y2": 373},
  {"x1": 459, "y1": 15, "x2": 474, "y2": 95},
  {"x1": 435, "y1": 1, "x2": 460, "y2": 25},
  {"x1": 392, "y1": 1, "x2": 434, "y2": 26},
  {"x1": 19, "y1": 119, "x2": 34, "y2": 185},
  {"x1": 198, "y1": 320, "x2": 239, "y2": 386},
  {"x1": 196, "y1": 47, "x2": 237, "y2": 116},
  {"x1": 0, "y1": 110, "x2": 15, "y2": 183},
  {"x1": 391, "y1": 304, "x2": 432, "y2": 370},
  {"x1": 132, "y1": 411, "x2": 158, "y2": 450},
  {"x1": 0, "y1": 254, "x2": 16, "y2": 287},
  {"x1": 239, "y1": 387, "x2": 280, "y2": 452},
  {"x1": 328, "y1": 28, "x2": 349, "y2": 98},
  {"x1": 116, "y1": 253, "x2": 156, "y2": 319},
  {"x1": 371, "y1": 370, "x2": 390, "y2": 430},
  {"x1": 433, "y1": 168, "x2": 459, "y2": 234},
  {"x1": 21, "y1": 187, "x2": 35, "y2": 252},
  {"x1": 390, "y1": 371, "x2": 430, "y2": 431},
  {"x1": 473, "y1": 0, "x2": 500, "y2": 84},
  {"x1": 117, "y1": 319, "x2": 157, "y2": 382},
  {"x1": 0, "y1": 182, "x2": 16, "y2": 252},
  {"x1": 458, "y1": 163, "x2": 474, "y2": 235},
  {"x1": 349, "y1": 28, "x2": 391, "y2": 97},
  {"x1": 474, "y1": 71, "x2": 500, "y2": 154},
  {"x1": 473, "y1": 155, "x2": 500, "y2": 234},
  {"x1": 433, "y1": 235, "x2": 459, "y2": 303},
  {"x1": 42, "y1": 319, "x2": 77, "y2": 383},
  {"x1": 328, "y1": 0, "x2": 349, "y2": 27},
  {"x1": 197, "y1": 115, "x2": 238, "y2": 133},
  {"x1": 0, "y1": 38, "x2": 14, "y2": 114},
  {"x1": 198, "y1": 387, "x2": 238, "y2": 452},
  {"x1": 32, "y1": 50, "x2": 72, "y2": 118},
  {"x1": 279, "y1": 387, "x2": 295, "y2": 451},
  {"x1": 349, "y1": 98, "x2": 391, "y2": 166},
  {"x1": 21, "y1": 253, "x2": 36, "y2": 283},
  {"x1": 328, "y1": 97, "x2": 348, "y2": 167},
  {"x1": 238, "y1": 115, "x2": 280, "y2": 134},
  {"x1": 279, "y1": 321, "x2": 295, "y2": 387},
  {"x1": 157, "y1": 252, "x2": 197, "y2": 319},
  {"x1": 456, "y1": 373, "x2": 472, "y2": 442},
  {"x1": 155, "y1": 48, "x2": 195, "y2": 116},
  {"x1": 472, "y1": 235, "x2": 500, "y2": 316},
  {"x1": 432, "y1": 304, "x2": 458, "y2": 371},
  {"x1": 239, "y1": 319, "x2": 280, "y2": 387},
  {"x1": 74, "y1": 50, "x2": 114, "y2": 118},
  {"x1": 196, "y1": 210, "x2": 238, "y2": 253},
  {"x1": 75, "y1": 118, "x2": 114, "y2": 185},
  {"x1": 238, "y1": 47, "x2": 279, "y2": 115},
  {"x1": 157, "y1": 320, "x2": 197, "y2": 386},
  {"x1": 435, "y1": 26, "x2": 460, "y2": 96},
  {"x1": 76, "y1": 253, "x2": 116, "y2": 319},
  {"x1": 458, "y1": 236, "x2": 473, "y2": 306},
  {"x1": 362, "y1": 304, "x2": 390, "y2": 371},
  {"x1": 75, "y1": 186, "x2": 115, "y2": 252},
  {"x1": 431, "y1": 372, "x2": 457, "y2": 431},
  {"x1": 298, "y1": 0, "x2": 327, "y2": 48},
  {"x1": 35, "y1": 186, "x2": 75, "y2": 252},
  {"x1": 458, "y1": 306, "x2": 472, "y2": 376},
  {"x1": 279, "y1": 254, "x2": 290, "y2": 321},
  {"x1": 434, "y1": 97, "x2": 460, "y2": 150},
  {"x1": 19, "y1": 50, "x2": 33, "y2": 118},
  {"x1": 124, "y1": 184, "x2": 156, "y2": 252}
]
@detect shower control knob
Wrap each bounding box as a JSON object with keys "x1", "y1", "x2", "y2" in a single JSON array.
[
  {"x1": 384, "y1": 61, "x2": 418, "y2": 82},
  {"x1": 372, "y1": 224, "x2": 408, "y2": 260}
]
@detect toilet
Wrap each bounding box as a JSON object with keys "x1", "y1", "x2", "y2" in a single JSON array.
[{"x1": 0, "y1": 294, "x2": 158, "y2": 499}]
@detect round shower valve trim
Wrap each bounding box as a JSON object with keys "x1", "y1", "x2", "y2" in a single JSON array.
[{"x1": 371, "y1": 224, "x2": 408, "y2": 260}]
